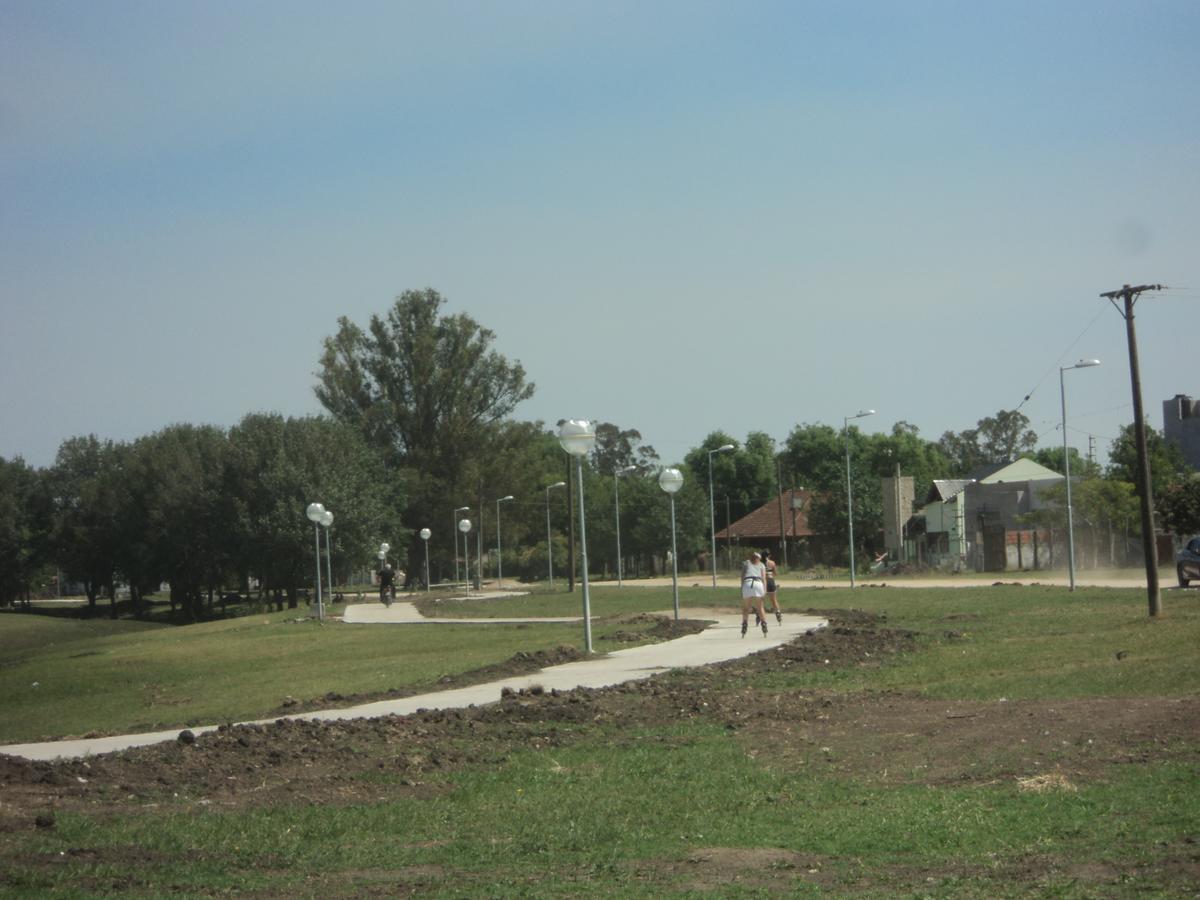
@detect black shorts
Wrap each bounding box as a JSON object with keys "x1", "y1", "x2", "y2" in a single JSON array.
[{"x1": 766, "y1": 578, "x2": 777, "y2": 593}]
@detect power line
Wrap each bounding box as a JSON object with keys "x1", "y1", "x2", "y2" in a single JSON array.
[{"x1": 1015, "y1": 304, "x2": 1108, "y2": 413}]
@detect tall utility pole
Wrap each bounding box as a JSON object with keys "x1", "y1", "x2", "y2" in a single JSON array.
[
  {"x1": 566, "y1": 454, "x2": 575, "y2": 592},
  {"x1": 1100, "y1": 283, "x2": 1165, "y2": 617},
  {"x1": 776, "y1": 459, "x2": 789, "y2": 570}
]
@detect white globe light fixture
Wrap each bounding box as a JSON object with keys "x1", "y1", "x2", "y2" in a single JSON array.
[
  {"x1": 557, "y1": 419, "x2": 597, "y2": 652},
  {"x1": 659, "y1": 467, "x2": 685, "y2": 620},
  {"x1": 305, "y1": 503, "x2": 326, "y2": 620},
  {"x1": 458, "y1": 517, "x2": 473, "y2": 595},
  {"x1": 419, "y1": 528, "x2": 432, "y2": 592}
]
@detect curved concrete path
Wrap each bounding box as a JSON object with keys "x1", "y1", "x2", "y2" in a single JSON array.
[{"x1": 0, "y1": 602, "x2": 826, "y2": 762}]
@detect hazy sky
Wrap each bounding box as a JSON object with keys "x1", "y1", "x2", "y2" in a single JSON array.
[{"x1": 3, "y1": 1, "x2": 1198, "y2": 470}]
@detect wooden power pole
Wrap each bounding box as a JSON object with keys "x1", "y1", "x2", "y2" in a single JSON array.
[{"x1": 1100, "y1": 283, "x2": 1165, "y2": 617}]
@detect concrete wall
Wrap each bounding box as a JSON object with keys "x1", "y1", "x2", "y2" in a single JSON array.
[{"x1": 881, "y1": 475, "x2": 915, "y2": 559}]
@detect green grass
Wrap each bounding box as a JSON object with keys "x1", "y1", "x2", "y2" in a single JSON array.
[
  {"x1": 0, "y1": 604, "x2": 661, "y2": 743},
  {"x1": 5, "y1": 728, "x2": 1195, "y2": 896},
  {"x1": 766, "y1": 583, "x2": 1200, "y2": 700},
  {"x1": 6, "y1": 584, "x2": 1195, "y2": 742}
]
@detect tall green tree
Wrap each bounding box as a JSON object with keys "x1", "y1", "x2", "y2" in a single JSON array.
[
  {"x1": 1107, "y1": 423, "x2": 1189, "y2": 500},
  {"x1": 120, "y1": 424, "x2": 235, "y2": 620},
  {"x1": 47, "y1": 436, "x2": 125, "y2": 612},
  {"x1": 1033, "y1": 445, "x2": 1100, "y2": 480},
  {"x1": 590, "y1": 422, "x2": 659, "y2": 474},
  {"x1": 939, "y1": 409, "x2": 1037, "y2": 474},
  {"x1": 1157, "y1": 478, "x2": 1200, "y2": 538},
  {"x1": 780, "y1": 423, "x2": 846, "y2": 493},
  {"x1": 0, "y1": 456, "x2": 52, "y2": 606},
  {"x1": 227, "y1": 414, "x2": 403, "y2": 605},
  {"x1": 315, "y1": 289, "x2": 534, "y2": 568}
]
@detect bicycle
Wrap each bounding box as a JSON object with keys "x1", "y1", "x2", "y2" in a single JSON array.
[{"x1": 379, "y1": 583, "x2": 395, "y2": 607}]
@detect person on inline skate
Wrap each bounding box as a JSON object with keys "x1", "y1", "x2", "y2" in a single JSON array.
[{"x1": 378, "y1": 562, "x2": 396, "y2": 606}]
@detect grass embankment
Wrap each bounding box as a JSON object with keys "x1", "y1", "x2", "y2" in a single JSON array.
[
  {"x1": 2, "y1": 584, "x2": 1198, "y2": 897},
  {"x1": 0, "y1": 596, "x2": 669, "y2": 743}
]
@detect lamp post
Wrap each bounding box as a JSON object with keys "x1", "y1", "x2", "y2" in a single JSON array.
[
  {"x1": 458, "y1": 517, "x2": 472, "y2": 596},
  {"x1": 452, "y1": 506, "x2": 469, "y2": 585},
  {"x1": 1061, "y1": 359, "x2": 1101, "y2": 592},
  {"x1": 844, "y1": 409, "x2": 875, "y2": 587},
  {"x1": 305, "y1": 502, "x2": 325, "y2": 620},
  {"x1": 545, "y1": 481, "x2": 566, "y2": 588},
  {"x1": 707, "y1": 444, "x2": 735, "y2": 588},
  {"x1": 614, "y1": 465, "x2": 638, "y2": 586},
  {"x1": 319, "y1": 509, "x2": 334, "y2": 607},
  {"x1": 659, "y1": 467, "x2": 685, "y2": 621},
  {"x1": 558, "y1": 419, "x2": 597, "y2": 653},
  {"x1": 495, "y1": 495, "x2": 514, "y2": 587},
  {"x1": 419, "y1": 528, "x2": 431, "y2": 592}
]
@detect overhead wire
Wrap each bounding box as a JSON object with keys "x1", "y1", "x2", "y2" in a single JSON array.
[{"x1": 1014, "y1": 303, "x2": 1109, "y2": 415}]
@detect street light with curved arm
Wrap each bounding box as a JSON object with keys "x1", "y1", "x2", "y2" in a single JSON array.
[{"x1": 1061, "y1": 359, "x2": 1100, "y2": 591}]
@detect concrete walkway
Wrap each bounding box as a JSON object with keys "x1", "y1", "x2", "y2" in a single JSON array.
[{"x1": 0, "y1": 602, "x2": 826, "y2": 762}]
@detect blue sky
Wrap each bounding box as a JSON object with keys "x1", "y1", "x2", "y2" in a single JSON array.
[{"x1": 3, "y1": 1, "x2": 1198, "y2": 469}]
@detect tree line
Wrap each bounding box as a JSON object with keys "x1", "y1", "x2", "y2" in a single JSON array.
[{"x1": 3, "y1": 289, "x2": 1199, "y2": 611}]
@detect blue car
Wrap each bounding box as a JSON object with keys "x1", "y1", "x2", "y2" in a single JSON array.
[{"x1": 1178, "y1": 536, "x2": 1200, "y2": 588}]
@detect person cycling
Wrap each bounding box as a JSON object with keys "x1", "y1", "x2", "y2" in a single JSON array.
[{"x1": 378, "y1": 563, "x2": 396, "y2": 606}]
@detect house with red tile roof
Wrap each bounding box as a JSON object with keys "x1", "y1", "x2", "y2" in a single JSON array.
[{"x1": 713, "y1": 489, "x2": 818, "y2": 567}]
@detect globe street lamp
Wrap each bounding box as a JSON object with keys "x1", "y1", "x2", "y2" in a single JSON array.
[
  {"x1": 419, "y1": 528, "x2": 431, "y2": 592},
  {"x1": 458, "y1": 517, "x2": 473, "y2": 596},
  {"x1": 614, "y1": 465, "x2": 638, "y2": 587},
  {"x1": 843, "y1": 410, "x2": 875, "y2": 588},
  {"x1": 319, "y1": 509, "x2": 334, "y2": 609},
  {"x1": 305, "y1": 502, "x2": 325, "y2": 620},
  {"x1": 659, "y1": 467, "x2": 685, "y2": 621},
  {"x1": 707, "y1": 444, "x2": 735, "y2": 588},
  {"x1": 452, "y1": 506, "x2": 469, "y2": 585},
  {"x1": 495, "y1": 495, "x2": 515, "y2": 587},
  {"x1": 1061, "y1": 359, "x2": 1101, "y2": 591},
  {"x1": 545, "y1": 481, "x2": 566, "y2": 588},
  {"x1": 558, "y1": 419, "x2": 597, "y2": 653}
]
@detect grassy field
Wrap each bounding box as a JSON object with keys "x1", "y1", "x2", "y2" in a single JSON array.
[
  {"x1": 1, "y1": 584, "x2": 1197, "y2": 897},
  {"x1": 0, "y1": 596, "x2": 672, "y2": 743}
]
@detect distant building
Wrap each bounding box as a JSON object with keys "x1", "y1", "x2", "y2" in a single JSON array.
[
  {"x1": 714, "y1": 489, "x2": 816, "y2": 568},
  {"x1": 1163, "y1": 394, "x2": 1200, "y2": 470},
  {"x1": 913, "y1": 459, "x2": 1065, "y2": 571},
  {"x1": 880, "y1": 473, "x2": 915, "y2": 561}
]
